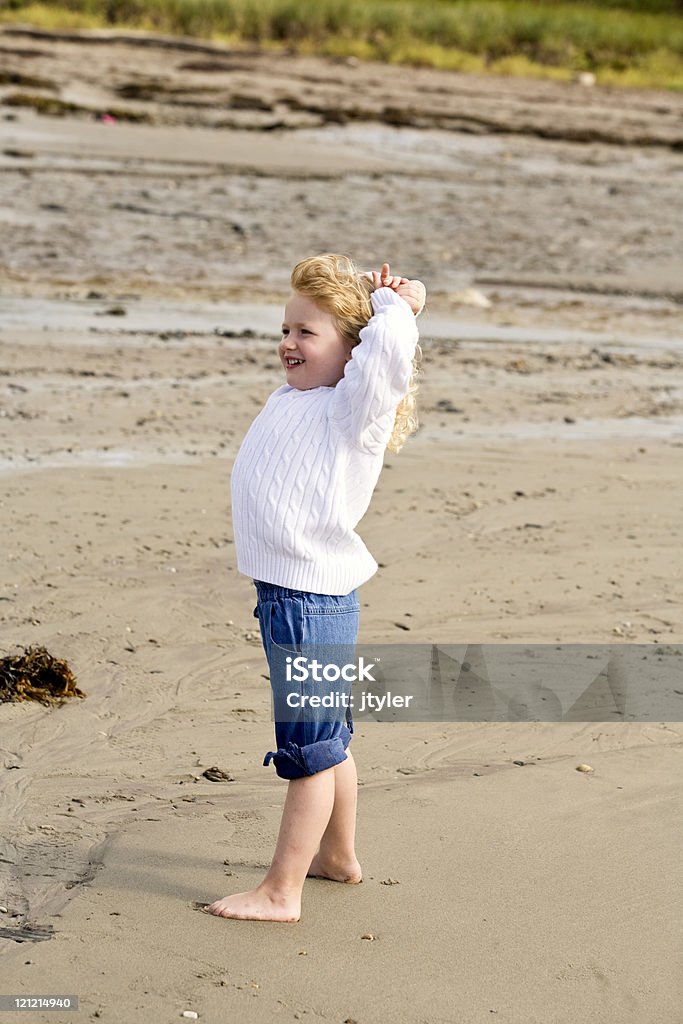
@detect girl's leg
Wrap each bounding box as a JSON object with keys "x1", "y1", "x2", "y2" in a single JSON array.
[
  {"x1": 206, "y1": 584, "x2": 362, "y2": 921},
  {"x1": 308, "y1": 749, "x2": 362, "y2": 883},
  {"x1": 205, "y1": 767, "x2": 335, "y2": 922}
]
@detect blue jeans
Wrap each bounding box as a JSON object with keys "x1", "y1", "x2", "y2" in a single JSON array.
[{"x1": 252, "y1": 580, "x2": 361, "y2": 780}]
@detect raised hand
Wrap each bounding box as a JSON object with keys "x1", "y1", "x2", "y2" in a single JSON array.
[{"x1": 370, "y1": 262, "x2": 426, "y2": 316}]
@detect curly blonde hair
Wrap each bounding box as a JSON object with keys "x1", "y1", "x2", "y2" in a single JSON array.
[{"x1": 290, "y1": 253, "x2": 422, "y2": 454}]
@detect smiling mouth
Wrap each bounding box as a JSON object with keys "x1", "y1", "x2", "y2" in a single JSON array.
[{"x1": 285, "y1": 357, "x2": 305, "y2": 366}]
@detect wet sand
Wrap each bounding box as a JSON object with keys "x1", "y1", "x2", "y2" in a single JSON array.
[{"x1": 1, "y1": 26, "x2": 682, "y2": 1024}]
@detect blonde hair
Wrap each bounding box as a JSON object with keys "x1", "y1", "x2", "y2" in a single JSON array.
[{"x1": 290, "y1": 253, "x2": 422, "y2": 454}]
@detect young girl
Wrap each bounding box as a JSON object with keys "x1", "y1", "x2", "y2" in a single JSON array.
[{"x1": 205, "y1": 255, "x2": 426, "y2": 922}]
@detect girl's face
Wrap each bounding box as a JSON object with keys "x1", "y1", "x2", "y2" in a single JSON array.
[{"x1": 279, "y1": 292, "x2": 353, "y2": 390}]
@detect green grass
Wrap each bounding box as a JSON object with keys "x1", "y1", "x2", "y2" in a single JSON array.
[{"x1": 1, "y1": 0, "x2": 682, "y2": 89}]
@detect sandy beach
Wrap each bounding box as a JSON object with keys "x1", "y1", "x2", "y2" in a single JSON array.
[{"x1": 1, "y1": 26, "x2": 682, "y2": 1023}]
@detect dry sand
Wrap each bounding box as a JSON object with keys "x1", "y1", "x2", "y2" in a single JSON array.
[{"x1": 0, "y1": 27, "x2": 682, "y2": 1024}]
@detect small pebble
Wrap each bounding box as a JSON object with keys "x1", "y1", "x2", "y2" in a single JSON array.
[
  {"x1": 361, "y1": 932, "x2": 376, "y2": 940},
  {"x1": 202, "y1": 766, "x2": 235, "y2": 782},
  {"x1": 576, "y1": 764, "x2": 594, "y2": 773},
  {"x1": 0, "y1": 906, "x2": 8, "y2": 913},
  {"x1": 182, "y1": 1013, "x2": 198, "y2": 1020}
]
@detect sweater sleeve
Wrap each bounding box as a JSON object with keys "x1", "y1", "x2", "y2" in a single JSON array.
[{"x1": 327, "y1": 287, "x2": 419, "y2": 454}]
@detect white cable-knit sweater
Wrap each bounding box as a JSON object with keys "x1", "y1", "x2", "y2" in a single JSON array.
[{"x1": 230, "y1": 287, "x2": 419, "y2": 595}]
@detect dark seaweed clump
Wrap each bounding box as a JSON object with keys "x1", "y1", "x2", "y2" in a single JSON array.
[
  {"x1": 3, "y1": 93, "x2": 150, "y2": 122},
  {"x1": 0, "y1": 646, "x2": 86, "y2": 706}
]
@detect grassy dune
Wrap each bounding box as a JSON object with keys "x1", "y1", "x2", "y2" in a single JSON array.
[{"x1": 1, "y1": 0, "x2": 682, "y2": 89}]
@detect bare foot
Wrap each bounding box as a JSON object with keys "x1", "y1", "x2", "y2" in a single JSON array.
[
  {"x1": 203, "y1": 886, "x2": 300, "y2": 922},
  {"x1": 307, "y1": 852, "x2": 363, "y2": 884}
]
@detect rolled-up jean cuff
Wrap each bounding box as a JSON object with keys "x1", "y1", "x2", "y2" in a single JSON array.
[{"x1": 263, "y1": 728, "x2": 351, "y2": 780}]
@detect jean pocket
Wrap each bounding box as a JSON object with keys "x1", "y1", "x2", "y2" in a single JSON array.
[
  {"x1": 267, "y1": 599, "x2": 304, "y2": 654},
  {"x1": 302, "y1": 606, "x2": 360, "y2": 648}
]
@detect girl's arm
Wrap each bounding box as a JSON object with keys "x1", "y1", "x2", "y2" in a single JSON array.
[{"x1": 327, "y1": 285, "x2": 420, "y2": 454}]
